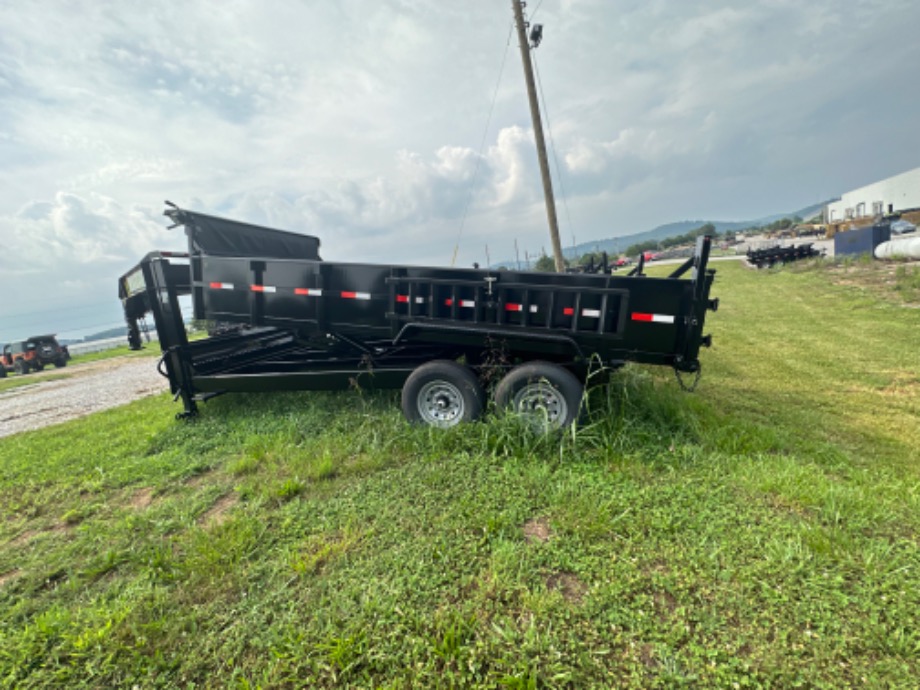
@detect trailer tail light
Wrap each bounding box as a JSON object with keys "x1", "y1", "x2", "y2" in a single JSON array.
[
  {"x1": 295, "y1": 288, "x2": 323, "y2": 297},
  {"x1": 209, "y1": 282, "x2": 235, "y2": 290},
  {"x1": 341, "y1": 291, "x2": 371, "y2": 300},
  {"x1": 631, "y1": 312, "x2": 675, "y2": 324}
]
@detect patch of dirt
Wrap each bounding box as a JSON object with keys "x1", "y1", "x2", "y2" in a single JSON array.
[
  {"x1": 522, "y1": 517, "x2": 553, "y2": 543},
  {"x1": 184, "y1": 470, "x2": 216, "y2": 488},
  {"x1": 546, "y1": 571, "x2": 587, "y2": 604},
  {"x1": 9, "y1": 529, "x2": 38, "y2": 547},
  {"x1": 0, "y1": 568, "x2": 21, "y2": 589},
  {"x1": 199, "y1": 493, "x2": 238, "y2": 528},
  {"x1": 638, "y1": 643, "x2": 657, "y2": 669},
  {"x1": 130, "y1": 487, "x2": 155, "y2": 510},
  {"x1": 653, "y1": 590, "x2": 678, "y2": 618},
  {"x1": 765, "y1": 493, "x2": 812, "y2": 519},
  {"x1": 9, "y1": 523, "x2": 71, "y2": 548},
  {"x1": 641, "y1": 559, "x2": 670, "y2": 576}
]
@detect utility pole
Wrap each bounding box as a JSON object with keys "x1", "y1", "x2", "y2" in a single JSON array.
[{"x1": 511, "y1": 0, "x2": 564, "y2": 273}]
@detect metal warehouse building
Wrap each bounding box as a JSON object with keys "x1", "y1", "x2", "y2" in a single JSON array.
[{"x1": 825, "y1": 166, "x2": 920, "y2": 222}]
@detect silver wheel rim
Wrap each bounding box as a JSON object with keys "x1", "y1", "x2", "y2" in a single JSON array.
[
  {"x1": 512, "y1": 381, "x2": 567, "y2": 429},
  {"x1": 417, "y1": 380, "x2": 466, "y2": 427}
]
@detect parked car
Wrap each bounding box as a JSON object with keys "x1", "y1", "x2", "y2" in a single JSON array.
[
  {"x1": 890, "y1": 219, "x2": 917, "y2": 235},
  {"x1": 0, "y1": 335, "x2": 70, "y2": 377}
]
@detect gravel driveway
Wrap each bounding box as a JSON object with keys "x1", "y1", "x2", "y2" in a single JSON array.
[{"x1": 0, "y1": 356, "x2": 168, "y2": 438}]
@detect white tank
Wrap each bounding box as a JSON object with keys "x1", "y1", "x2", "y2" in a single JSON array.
[{"x1": 874, "y1": 237, "x2": 920, "y2": 260}]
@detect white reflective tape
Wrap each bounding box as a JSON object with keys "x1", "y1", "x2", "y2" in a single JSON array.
[
  {"x1": 582, "y1": 308, "x2": 601, "y2": 318},
  {"x1": 416, "y1": 297, "x2": 426, "y2": 304},
  {"x1": 355, "y1": 292, "x2": 371, "y2": 300},
  {"x1": 251, "y1": 285, "x2": 277, "y2": 293},
  {"x1": 530, "y1": 305, "x2": 539, "y2": 313},
  {"x1": 210, "y1": 282, "x2": 234, "y2": 290},
  {"x1": 460, "y1": 299, "x2": 476, "y2": 308},
  {"x1": 295, "y1": 288, "x2": 323, "y2": 296}
]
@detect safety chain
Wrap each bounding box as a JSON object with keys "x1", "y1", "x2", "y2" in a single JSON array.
[{"x1": 674, "y1": 364, "x2": 702, "y2": 393}]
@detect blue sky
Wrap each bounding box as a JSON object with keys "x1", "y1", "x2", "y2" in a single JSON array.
[{"x1": 1, "y1": 0, "x2": 918, "y2": 339}]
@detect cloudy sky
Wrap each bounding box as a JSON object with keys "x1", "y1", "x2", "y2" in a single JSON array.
[{"x1": 1, "y1": 0, "x2": 918, "y2": 339}]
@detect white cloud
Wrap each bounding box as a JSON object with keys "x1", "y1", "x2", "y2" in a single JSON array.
[{"x1": 0, "y1": 0, "x2": 919, "y2": 337}]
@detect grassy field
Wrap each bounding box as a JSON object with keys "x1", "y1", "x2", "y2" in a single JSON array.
[{"x1": 1, "y1": 260, "x2": 918, "y2": 688}]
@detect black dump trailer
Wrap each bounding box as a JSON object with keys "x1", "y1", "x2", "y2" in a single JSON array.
[{"x1": 119, "y1": 204, "x2": 718, "y2": 428}]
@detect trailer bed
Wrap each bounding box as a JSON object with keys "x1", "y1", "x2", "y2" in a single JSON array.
[{"x1": 119, "y1": 205, "x2": 718, "y2": 426}]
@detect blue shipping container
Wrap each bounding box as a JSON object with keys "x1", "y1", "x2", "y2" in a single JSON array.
[{"x1": 834, "y1": 223, "x2": 891, "y2": 257}]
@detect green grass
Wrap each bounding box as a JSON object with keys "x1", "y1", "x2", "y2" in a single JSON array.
[
  {"x1": 0, "y1": 373, "x2": 72, "y2": 394},
  {"x1": 68, "y1": 344, "x2": 160, "y2": 366},
  {"x1": 1, "y1": 261, "x2": 918, "y2": 688}
]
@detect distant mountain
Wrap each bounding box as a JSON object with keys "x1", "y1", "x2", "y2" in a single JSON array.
[
  {"x1": 499, "y1": 200, "x2": 831, "y2": 266},
  {"x1": 83, "y1": 327, "x2": 126, "y2": 342}
]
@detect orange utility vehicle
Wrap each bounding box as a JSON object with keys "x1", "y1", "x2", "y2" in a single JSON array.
[{"x1": 0, "y1": 335, "x2": 70, "y2": 377}]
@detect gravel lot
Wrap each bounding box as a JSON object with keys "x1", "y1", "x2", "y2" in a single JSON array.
[{"x1": 0, "y1": 356, "x2": 167, "y2": 438}]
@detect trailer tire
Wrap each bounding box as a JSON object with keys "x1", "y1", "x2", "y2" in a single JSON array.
[
  {"x1": 494, "y1": 361, "x2": 584, "y2": 431},
  {"x1": 402, "y1": 360, "x2": 484, "y2": 428}
]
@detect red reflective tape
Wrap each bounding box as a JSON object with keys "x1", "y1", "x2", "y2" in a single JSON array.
[
  {"x1": 445, "y1": 298, "x2": 454, "y2": 306},
  {"x1": 563, "y1": 307, "x2": 574, "y2": 316},
  {"x1": 396, "y1": 294, "x2": 409, "y2": 303},
  {"x1": 295, "y1": 288, "x2": 322, "y2": 296},
  {"x1": 632, "y1": 312, "x2": 675, "y2": 324},
  {"x1": 251, "y1": 285, "x2": 276, "y2": 293},
  {"x1": 209, "y1": 282, "x2": 234, "y2": 290},
  {"x1": 504, "y1": 303, "x2": 523, "y2": 312},
  {"x1": 341, "y1": 291, "x2": 371, "y2": 300}
]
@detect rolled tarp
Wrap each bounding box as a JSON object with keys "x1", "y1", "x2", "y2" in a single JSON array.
[{"x1": 874, "y1": 237, "x2": 920, "y2": 260}]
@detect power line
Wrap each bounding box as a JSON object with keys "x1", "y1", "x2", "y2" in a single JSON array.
[
  {"x1": 450, "y1": 21, "x2": 515, "y2": 267},
  {"x1": 529, "y1": 0, "x2": 546, "y2": 21},
  {"x1": 532, "y1": 50, "x2": 575, "y2": 252}
]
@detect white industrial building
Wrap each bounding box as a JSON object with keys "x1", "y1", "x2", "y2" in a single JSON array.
[{"x1": 825, "y1": 165, "x2": 920, "y2": 222}]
